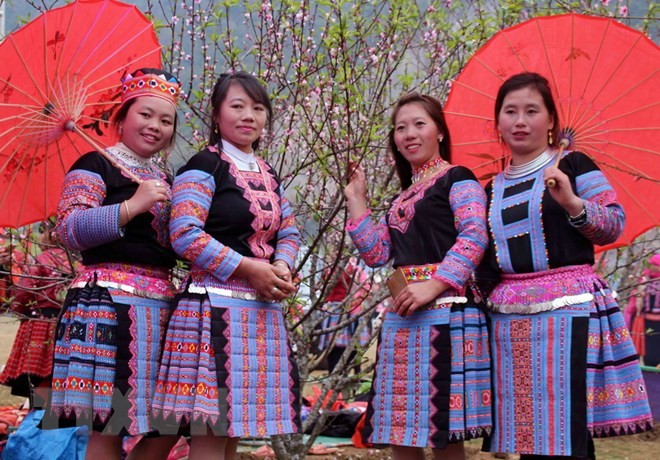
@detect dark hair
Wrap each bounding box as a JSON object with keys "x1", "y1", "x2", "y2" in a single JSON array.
[
  {"x1": 388, "y1": 92, "x2": 452, "y2": 190},
  {"x1": 208, "y1": 71, "x2": 273, "y2": 150},
  {"x1": 112, "y1": 68, "x2": 179, "y2": 148},
  {"x1": 494, "y1": 72, "x2": 560, "y2": 147}
]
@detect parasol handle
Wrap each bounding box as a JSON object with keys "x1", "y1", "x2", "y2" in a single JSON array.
[
  {"x1": 546, "y1": 138, "x2": 571, "y2": 188},
  {"x1": 65, "y1": 121, "x2": 143, "y2": 184}
]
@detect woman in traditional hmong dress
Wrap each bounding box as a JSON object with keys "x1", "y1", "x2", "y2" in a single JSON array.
[
  {"x1": 480, "y1": 72, "x2": 653, "y2": 459},
  {"x1": 344, "y1": 93, "x2": 492, "y2": 460},
  {"x1": 151, "y1": 71, "x2": 300, "y2": 459},
  {"x1": 41, "y1": 69, "x2": 182, "y2": 460}
]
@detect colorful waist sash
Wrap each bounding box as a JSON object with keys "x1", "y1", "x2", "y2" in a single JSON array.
[
  {"x1": 71, "y1": 262, "x2": 174, "y2": 301},
  {"x1": 399, "y1": 264, "x2": 467, "y2": 309},
  {"x1": 489, "y1": 264, "x2": 597, "y2": 314}
]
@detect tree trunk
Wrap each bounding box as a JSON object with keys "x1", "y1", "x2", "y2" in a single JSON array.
[{"x1": 271, "y1": 433, "x2": 307, "y2": 460}]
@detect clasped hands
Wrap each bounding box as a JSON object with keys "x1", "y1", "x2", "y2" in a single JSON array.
[{"x1": 236, "y1": 258, "x2": 296, "y2": 302}]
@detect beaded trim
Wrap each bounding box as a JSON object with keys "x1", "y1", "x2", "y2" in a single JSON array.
[
  {"x1": 503, "y1": 148, "x2": 555, "y2": 179},
  {"x1": 401, "y1": 265, "x2": 435, "y2": 280},
  {"x1": 187, "y1": 282, "x2": 277, "y2": 303},
  {"x1": 434, "y1": 296, "x2": 468, "y2": 305},
  {"x1": 69, "y1": 263, "x2": 174, "y2": 301},
  {"x1": 107, "y1": 143, "x2": 153, "y2": 169},
  {"x1": 489, "y1": 292, "x2": 594, "y2": 314},
  {"x1": 487, "y1": 264, "x2": 598, "y2": 314},
  {"x1": 121, "y1": 70, "x2": 180, "y2": 107},
  {"x1": 397, "y1": 265, "x2": 468, "y2": 306},
  {"x1": 403, "y1": 295, "x2": 468, "y2": 312},
  {"x1": 69, "y1": 279, "x2": 173, "y2": 302},
  {"x1": 411, "y1": 157, "x2": 450, "y2": 184}
]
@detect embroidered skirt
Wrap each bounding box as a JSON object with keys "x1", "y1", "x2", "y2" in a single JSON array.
[
  {"x1": 151, "y1": 277, "x2": 301, "y2": 438},
  {"x1": 363, "y1": 301, "x2": 492, "y2": 448},
  {"x1": 41, "y1": 264, "x2": 174, "y2": 436},
  {"x1": 486, "y1": 265, "x2": 654, "y2": 456},
  {"x1": 0, "y1": 314, "x2": 58, "y2": 397}
]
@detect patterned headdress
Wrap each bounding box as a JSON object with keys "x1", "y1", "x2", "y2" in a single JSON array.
[{"x1": 121, "y1": 69, "x2": 181, "y2": 107}]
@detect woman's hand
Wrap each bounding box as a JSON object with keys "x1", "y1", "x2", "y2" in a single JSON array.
[
  {"x1": 236, "y1": 258, "x2": 296, "y2": 301},
  {"x1": 122, "y1": 180, "x2": 169, "y2": 225},
  {"x1": 344, "y1": 160, "x2": 368, "y2": 220},
  {"x1": 393, "y1": 279, "x2": 448, "y2": 317},
  {"x1": 272, "y1": 261, "x2": 293, "y2": 283},
  {"x1": 543, "y1": 166, "x2": 583, "y2": 217}
]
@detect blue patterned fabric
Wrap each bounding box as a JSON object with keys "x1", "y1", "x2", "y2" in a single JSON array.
[
  {"x1": 57, "y1": 170, "x2": 123, "y2": 251},
  {"x1": 364, "y1": 303, "x2": 491, "y2": 448},
  {"x1": 153, "y1": 145, "x2": 301, "y2": 438},
  {"x1": 490, "y1": 170, "x2": 548, "y2": 273},
  {"x1": 44, "y1": 281, "x2": 171, "y2": 435},
  {"x1": 487, "y1": 266, "x2": 653, "y2": 456},
  {"x1": 152, "y1": 292, "x2": 301, "y2": 437}
]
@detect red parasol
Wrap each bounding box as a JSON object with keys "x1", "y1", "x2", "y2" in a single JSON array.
[
  {"x1": 444, "y1": 13, "x2": 660, "y2": 251},
  {"x1": 0, "y1": 0, "x2": 162, "y2": 228}
]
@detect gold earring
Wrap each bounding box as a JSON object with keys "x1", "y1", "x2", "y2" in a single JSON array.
[
  {"x1": 548, "y1": 130, "x2": 553, "y2": 145},
  {"x1": 438, "y1": 136, "x2": 443, "y2": 143}
]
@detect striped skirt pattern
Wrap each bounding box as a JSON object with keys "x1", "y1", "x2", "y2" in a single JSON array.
[
  {"x1": 363, "y1": 302, "x2": 492, "y2": 448},
  {"x1": 487, "y1": 265, "x2": 653, "y2": 456},
  {"x1": 42, "y1": 284, "x2": 171, "y2": 435},
  {"x1": 151, "y1": 292, "x2": 301, "y2": 437}
]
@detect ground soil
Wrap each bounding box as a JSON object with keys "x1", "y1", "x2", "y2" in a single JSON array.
[{"x1": 232, "y1": 430, "x2": 660, "y2": 459}]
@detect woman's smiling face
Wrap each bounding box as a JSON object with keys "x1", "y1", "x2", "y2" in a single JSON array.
[
  {"x1": 120, "y1": 96, "x2": 176, "y2": 158},
  {"x1": 215, "y1": 83, "x2": 268, "y2": 153},
  {"x1": 393, "y1": 101, "x2": 442, "y2": 168}
]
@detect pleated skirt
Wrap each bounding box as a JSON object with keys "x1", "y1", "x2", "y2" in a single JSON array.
[
  {"x1": 41, "y1": 281, "x2": 172, "y2": 435},
  {"x1": 363, "y1": 301, "x2": 492, "y2": 448},
  {"x1": 485, "y1": 265, "x2": 654, "y2": 456},
  {"x1": 151, "y1": 287, "x2": 301, "y2": 438}
]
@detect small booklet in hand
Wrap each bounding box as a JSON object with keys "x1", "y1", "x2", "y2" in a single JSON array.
[{"x1": 386, "y1": 267, "x2": 408, "y2": 298}]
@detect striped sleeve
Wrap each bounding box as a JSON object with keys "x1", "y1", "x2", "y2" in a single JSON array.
[
  {"x1": 566, "y1": 152, "x2": 625, "y2": 246},
  {"x1": 573, "y1": 170, "x2": 625, "y2": 245},
  {"x1": 432, "y1": 178, "x2": 488, "y2": 290},
  {"x1": 346, "y1": 210, "x2": 392, "y2": 267},
  {"x1": 169, "y1": 169, "x2": 243, "y2": 282},
  {"x1": 273, "y1": 185, "x2": 300, "y2": 269},
  {"x1": 55, "y1": 169, "x2": 123, "y2": 251}
]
